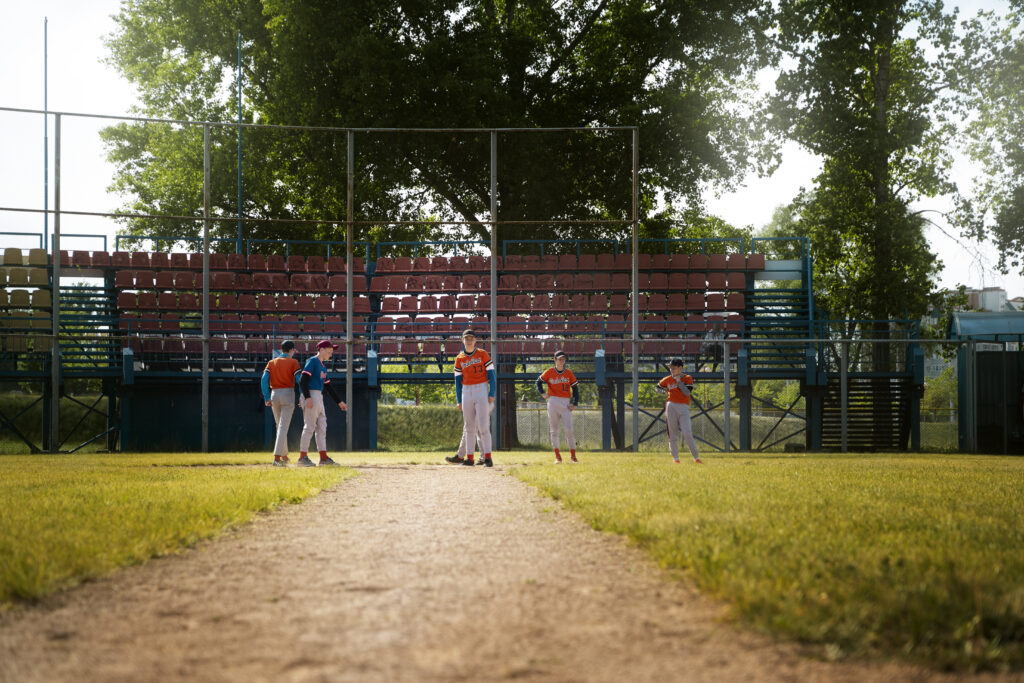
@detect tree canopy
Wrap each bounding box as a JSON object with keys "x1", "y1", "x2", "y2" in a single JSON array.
[{"x1": 102, "y1": 0, "x2": 775, "y2": 249}]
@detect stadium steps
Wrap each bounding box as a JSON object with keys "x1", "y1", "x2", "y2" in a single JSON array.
[
  {"x1": 746, "y1": 288, "x2": 812, "y2": 370},
  {"x1": 821, "y1": 377, "x2": 910, "y2": 451}
]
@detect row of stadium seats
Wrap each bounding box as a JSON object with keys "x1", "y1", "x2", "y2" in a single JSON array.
[
  {"x1": 0, "y1": 311, "x2": 51, "y2": 353},
  {"x1": 116, "y1": 290, "x2": 746, "y2": 314},
  {"x1": 58, "y1": 249, "x2": 766, "y2": 274},
  {"x1": 1, "y1": 268, "x2": 50, "y2": 287},
  {"x1": 3, "y1": 249, "x2": 50, "y2": 267},
  {"x1": 110, "y1": 270, "x2": 750, "y2": 294},
  {"x1": 0, "y1": 289, "x2": 52, "y2": 309},
  {"x1": 116, "y1": 312, "x2": 742, "y2": 336}
]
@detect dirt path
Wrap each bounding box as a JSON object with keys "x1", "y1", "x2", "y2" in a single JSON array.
[{"x1": 0, "y1": 465, "x2": 1017, "y2": 683}]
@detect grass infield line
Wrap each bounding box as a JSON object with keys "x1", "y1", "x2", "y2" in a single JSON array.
[
  {"x1": 0, "y1": 453, "x2": 355, "y2": 606},
  {"x1": 510, "y1": 452, "x2": 1024, "y2": 672}
]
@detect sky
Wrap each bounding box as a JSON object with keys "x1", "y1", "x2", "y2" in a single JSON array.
[{"x1": 0, "y1": 0, "x2": 1020, "y2": 296}]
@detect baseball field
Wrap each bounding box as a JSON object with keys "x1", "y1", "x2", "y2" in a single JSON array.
[{"x1": 1, "y1": 451, "x2": 1022, "y2": 681}]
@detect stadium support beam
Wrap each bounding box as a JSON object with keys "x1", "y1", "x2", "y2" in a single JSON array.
[
  {"x1": 490, "y1": 130, "x2": 499, "y2": 448},
  {"x1": 841, "y1": 340, "x2": 848, "y2": 452},
  {"x1": 49, "y1": 113, "x2": 61, "y2": 453},
  {"x1": 202, "y1": 124, "x2": 210, "y2": 453},
  {"x1": 631, "y1": 127, "x2": 639, "y2": 452},
  {"x1": 346, "y1": 130, "x2": 354, "y2": 452},
  {"x1": 723, "y1": 341, "x2": 731, "y2": 451}
]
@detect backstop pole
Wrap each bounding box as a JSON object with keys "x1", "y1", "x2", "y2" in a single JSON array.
[
  {"x1": 49, "y1": 113, "x2": 61, "y2": 452},
  {"x1": 631, "y1": 127, "x2": 639, "y2": 452},
  {"x1": 490, "y1": 130, "x2": 499, "y2": 447},
  {"x1": 345, "y1": 130, "x2": 354, "y2": 452},
  {"x1": 202, "y1": 124, "x2": 210, "y2": 452}
]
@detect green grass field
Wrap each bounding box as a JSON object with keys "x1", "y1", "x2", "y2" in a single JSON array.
[
  {"x1": 2, "y1": 449, "x2": 1022, "y2": 672},
  {"x1": 512, "y1": 452, "x2": 1024, "y2": 671},
  {"x1": 0, "y1": 452, "x2": 354, "y2": 605}
]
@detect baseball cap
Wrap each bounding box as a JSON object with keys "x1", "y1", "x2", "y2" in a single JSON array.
[
  {"x1": 670, "y1": 358, "x2": 685, "y2": 367},
  {"x1": 461, "y1": 328, "x2": 477, "y2": 339},
  {"x1": 554, "y1": 350, "x2": 568, "y2": 360},
  {"x1": 280, "y1": 340, "x2": 295, "y2": 352},
  {"x1": 316, "y1": 340, "x2": 339, "y2": 350}
]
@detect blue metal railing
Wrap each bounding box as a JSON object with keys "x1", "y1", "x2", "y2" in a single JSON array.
[
  {"x1": 502, "y1": 239, "x2": 620, "y2": 257},
  {"x1": 51, "y1": 233, "x2": 108, "y2": 252},
  {"x1": 1, "y1": 232, "x2": 44, "y2": 248},
  {"x1": 374, "y1": 240, "x2": 488, "y2": 259},
  {"x1": 631, "y1": 238, "x2": 746, "y2": 254}
]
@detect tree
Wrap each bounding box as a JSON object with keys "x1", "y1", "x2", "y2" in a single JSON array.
[
  {"x1": 957, "y1": 2, "x2": 1024, "y2": 273},
  {"x1": 771, "y1": 1, "x2": 963, "y2": 331},
  {"x1": 102, "y1": 0, "x2": 776, "y2": 249}
]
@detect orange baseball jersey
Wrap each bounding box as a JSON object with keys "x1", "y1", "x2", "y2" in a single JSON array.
[
  {"x1": 265, "y1": 355, "x2": 301, "y2": 390},
  {"x1": 454, "y1": 348, "x2": 493, "y2": 386},
  {"x1": 539, "y1": 367, "x2": 578, "y2": 399},
  {"x1": 659, "y1": 374, "x2": 694, "y2": 405}
]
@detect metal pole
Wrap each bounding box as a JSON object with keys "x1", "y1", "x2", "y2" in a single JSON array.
[
  {"x1": 44, "y1": 18, "x2": 48, "y2": 251},
  {"x1": 1003, "y1": 342, "x2": 1009, "y2": 455},
  {"x1": 723, "y1": 340, "x2": 731, "y2": 452},
  {"x1": 490, "y1": 130, "x2": 499, "y2": 448},
  {"x1": 345, "y1": 130, "x2": 354, "y2": 452},
  {"x1": 236, "y1": 31, "x2": 243, "y2": 254},
  {"x1": 49, "y1": 113, "x2": 61, "y2": 452},
  {"x1": 631, "y1": 127, "x2": 639, "y2": 452},
  {"x1": 841, "y1": 340, "x2": 848, "y2": 452},
  {"x1": 202, "y1": 124, "x2": 211, "y2": 452}
]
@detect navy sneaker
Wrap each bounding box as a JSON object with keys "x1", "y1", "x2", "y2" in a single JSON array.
[
  {"x1": 319, "y1": 456, "x2": 340, "y2": 467},
  {"x1": 296, "y1": 456, "x2": 316, "y2": 467},
  {"x1": 445, "y1": 455, "x2": 465, "y2": 464},
  {"x1": 481, "y1": 457, "x2": 494, "y2": 468},
  {"x1": 461, "y1": 458, "x2": 476, "y2": 466}
]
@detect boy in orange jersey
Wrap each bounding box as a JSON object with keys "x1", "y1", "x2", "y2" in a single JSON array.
[
  {"x1": 261, "y1": 340, "x2": 301, "y2": 466},
  {"x1": 451, "y1": 328, "x2": 496, "y2": 467},
  {"x1": 655, "y1": 358, "x2": 702, "y2": 464},
  {"x1": 537, "y1": 350, "x2": 579, "y2": 463}
]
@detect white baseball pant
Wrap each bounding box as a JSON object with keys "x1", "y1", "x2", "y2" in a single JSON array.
[
  {"x1": 460, "y1": 382, "x2": 492, "y2": 456},
  {"x1": 666, "y1": 400, "x2": 699, "y2": 461},
  {"x1": 300, "y1": 390, "x2": 328, "y2": 453},
  {"x1": 456, "y1": 397, "x2": 494, "y2": 457},
  {"x1": 546, "y1": 396, "x2": 576, "y2": 450},
  {"x1": 269, "y1": 388, "x2": 295, "y2": 457}
]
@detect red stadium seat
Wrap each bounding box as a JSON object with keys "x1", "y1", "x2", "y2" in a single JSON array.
[
  {"x1": 665, "y1": 316, "x2": 687, "y2": 333},
  {"x1": 640, "y1": 315, "x2": 664, "y2": 335},
  {"x1": 726, "y1": 293, "x2": 745, "y2": 312},
  {"x1": 709, "y1": 253, "x2": 727, "y2": 270},
  {"x1": 496, "y1": 294, "x2": 514, "y2": 311},
  {"x1": 504, "y1": 254, "x2": 522, "y2": 270},
  {"x1": 380, "y1": 297, "x2": 400, "y2": 314},
  {"x1": 389, "y1": 275, "x2": 407, "y2": 292},
  {"x1": 423, "y1": 275, "x2": 442, "y2": 292},
  {"x1": 266, "y1": 254, "x2": 286, "y2": 271},
  {"x1": 577, "y1": 254, "x2": 596, "y2": 271},
  {"x1": 532, "y1": 295, "x2": 551, "y2": 313},
  {"x1": 309, "y1": 273, "x2": 328, "y2": 291},
  {"x1": 375, "y1": 256, "x2": 394, "y2": 273},
  {"x1": 290, "y1": 274, "x2": 311, "y2": 291},
  {"x1": 237, "y1": 294, "x2": 257, "y2": 311},
  {"x1": 369, "y1": 275, "x2": 389, "y2": 293},
  {"x1": 247, "y1": 254, "x2": 266, "y2": 271},
  {"x1": 546, "y1": 316, "x2": 566, "y2": 334},
  {"x1": 438, "y1": 295, "x2": 456, "y2": 312},
  {"x1": 593, "y1": 273, "x2": 612, "y2": 291},
  {"x1": 209, "y1": 253, "x2": 228, "y2": 270},
  {"x1": 512, "y1": 294, "x2": 531, "y2": 311},
  {"x1": 306, "y1": 255, "x2": 326, "y2": 273},
  {"x1": 726, "y1": 272, "x2": 746, "y2": 290},
  {"x1": 253, "y1": 272, "x2": 273, "y2": 290},
  {"x1": 462, "y1": 274, "x2": 481, "y2": 291},
  {"x1": 726, "y1": 253, "x2": 745, "y2": 271},
  {"x1": 747, "y1": 253, "x2": 765, "y2": 270},
  {"x1": 413, "y1": 256, "x2": 431, "y2": 273},
  {"x1": 614, "y1": 253, "x2": 632, "y2": 271},
  {"x1": 475, "y1": 295, "x2": 491, "y2": 312},
  {"x1": 540, "y1": 255, "x2": 558, "y2": 271},
  {"x1": 595, "y1": 253, "x2": 615, "y2": 270},
  {"x1": 130, "y1": 252, "x2": 150, "y2": 269},
  {"x1": 146, "y1": 252, "x2": 167, "y2": 269},
  {"x1": 535, "y1": 273, "x2": 554, "y2": 290},
  {"x1": 393, "y1": 257, "x2": 413, "y2": 273},
  {"x1": 608, "y1": 295, "x2": 629, "y2": 312},
  {"x1": 611, "y1": 273, "x2": 630, "y2": 290},
  {"x1": 405, "y1": 275, "x2": 423, "y2": 292},
  {"x1": 551, "y1": 293, "x2": 571, "y2": 312},
  {"x1": 325, "y1": 256, "x2": 344, "y2": 273},
  {"x1": 429, "y1": 256, "x2": 448, "y2": 272},
  {"x1": 286, "y1": 255, "x2": 306, "y2": 272},
  {"x1": 276, "y1": 296, "x2": 297, "y2": 313},
  {"x1": 570, "y1": 294, "x2": 588, "y2": 311},
  {"x1": 707, "y1": 273, "x2": 727, "y2": 291},
  {"x1": 519, "y1": 273, "x2": 536, "y2": 290},
  {"x1": 174, "y1": 272, "x2": 195, "y2": 289},
  {"x1": 71, "y1": 250, "x2": 92, "y2": 268},
  {"x1": 685, "y1": 293, "x2": 705, "y2": 311},
  {"x1": 442, "y1": 275, "x2": 460, "y2": 292},
  {"x1": 226, "y1": 253, "x2": 246, "y2": 270},
  {"x1": 588, "y1": 294, "x2": 607, "y2": 312},
  {"x1": 419, "y1": 296, "x2": 438, "y2": 313},
  {"x1": 448, "y1": 256, "x2": 468, "y2": 271},
  {"x1": 117, "y1": 292, "x2": 137, "y2": 309},
  {"x1": 690, "y1": 253, "x2": 708, "y2": 270},
  {"x1": 652, "y1": 254, "x2": 671, "y2": 271},
  {"x1": 605, "y1": 315, "x2": 626, "y2": 334},
  {"x1": 235, "y1": 273, "x2": 253, "y2": 290},
  {"x1": 158, "y1": 292, "x2": 178, "y2": 310},
  {"x1": 688, "y1": 272, "x2": 706, "y2": 290},
  {"x1": 573, "y1": 273, "x2": 593, "y2": 290},
  {"x1": 114, "y1": 270, "x2": 134, "y2": 288},
  {"x1": 212, "y1": 272, "x2": 234, "y2": 290},
  {"x1": 295, "y1": 295, "x2": 316, "y2": 313},
  {"x1": 457, "y1": 295, "x2": 476, "y2": 311},
  {"x1": 670, "y1": 253, "x2": 689, "y2": 271},
  {"x1": 553, "y1": 274, "x2": 572, "y2": 290},
  {"x1": 90, "y1": 251, "x2": 111, "y2": 268},
  {"x1": 667, "y1": 293, "x2": 687, "y2": 311},
  {"x1": 648, "y1": 272, "x2": 668, "y2": 291},
  {"x1": 278, "y1": 315, "x2": 301, "y2": 334},
  {"x1": 558, "y1": 254, "x2": 577, "y2": 271},
  {"x1": 178, "y1": 292, "x2": 198, "y2": 310},
  {"x1": 137, "y1": 292, "x2": 158, "y2": 309},
  {"x1": 400, "y1": 295, "x2": 418, "y2": 313},
  {"x1": 258, "y1": 294, "x2": 277, "y2": 312},
  {"x1": 706, "y1": 293, "x2": 725, "y2": 311},
  {"x1": 467, "y1": 254, "x2": 486, "y2": 271},
  {"x1": 647, "y1": 293, "x2": 667, "y2": 312},
  {"x1": 217, "y1": 294, "x2": 238, "y2": 311},
  {"x1": 186, "y1": 253, "x2": 203, "y2": 270},
  {"x1": 155, "y1": 271, "x2": 175, "y2": 289}
]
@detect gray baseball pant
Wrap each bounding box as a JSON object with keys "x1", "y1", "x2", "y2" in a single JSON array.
[
  {"x1": 461, "y1": 382, "x2": 492, "y2": 456},
  {"x1": 456, "y1": 398, "x2": 494, "y2": 457},
  {"x1": 666, "y1": 400, "x2": 699, "y2": 461},
  {"x1": 269, "y1": 388, "x2": 295, "y2": 457},
  {"x1": 300, "y1": 390, "x2": 328, "y2": 453}
]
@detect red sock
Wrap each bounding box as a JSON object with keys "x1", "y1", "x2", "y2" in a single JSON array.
[
  {"x1": 554, "y1": 448, "x2": 561, "y2": 458},
  {"x1": 300, "y1": 451, "x2": 307, "y2": 458},
  {"x1": 484, "y1": 452, "x2": 492, "y2": 461},
  {"x1": 319, "y1": 450, "x2": 328, "y2": 461},
  {"x1": 465, "y1": 453, "x2": 474, "y2": 462}
]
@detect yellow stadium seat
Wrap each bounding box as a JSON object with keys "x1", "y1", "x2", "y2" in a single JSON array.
[
  {"x1": 3, "y1": 248, "x2": 24, "y2": 266},
  {"x1": 32, "y1": 311, "x2": 52, "y2": 351},
  {"x1": 28, "y1": 268, "x2": 49, "y2": 286},
  {"x1": 31, "y1": 289, "x2": 52, "y2": 309},
  {"x1": 27, "y1": 249, "x2": 48, "y2": 266},
  {"x1": 7, "y1": 268, "x2": 28, "y2": 286},
  {"x1": 8, "y1": 290, "x2": 30, "y2": 308}
]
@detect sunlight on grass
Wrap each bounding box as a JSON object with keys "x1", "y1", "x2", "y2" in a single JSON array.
[
  {"x1": 0, "y1": 453, "x2": 354, "y2": 605},
  {"x1": 512, "y1": 452, "x2": 1024, "y2": 671}
]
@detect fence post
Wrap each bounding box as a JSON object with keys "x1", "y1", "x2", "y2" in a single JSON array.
[
  {"x1": 841, "y1": 340, "x2": 848, "y2": 453},
  {"x1": 201, "y1": 123, "x2": 210, "y2": 453},
  {"x1": 723, "y1": 340, "x2": 730, "y2": 452},
  {"x1": 49, "y1": 113, "x2": 61, "y2": 452}
]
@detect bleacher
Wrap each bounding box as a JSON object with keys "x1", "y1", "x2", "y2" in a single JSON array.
[
  {"x1": 38, "y1": 243, "x2": 769, "y2": 371},
  {"x1": 0, "y1": 248, "x2": 53, "y2": 355}
]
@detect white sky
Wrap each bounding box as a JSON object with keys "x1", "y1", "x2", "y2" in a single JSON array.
[{"x1": 0, "y1": 0, "x2": 1019, "y2": 296}]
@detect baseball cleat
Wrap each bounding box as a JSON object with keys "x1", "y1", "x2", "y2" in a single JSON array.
[
  {"x1": 445, "y1": 455, "x2": 465, "y2": 464},
  {"x1": 296, "y1": 456, "x2": 316, "y2": 467},
  {"x1": 475, "y1": 457, "x2": 487, "y2": 466},
  {"x1": 481, "y1": 457, "x2": 494, "y2": 467},
  {"x1": 570, "y1": 454, "x2": 578, "y2": 463},
  {"x1": 693, "y1": 458, "x2": 703, "y2": 464},
  {"x1": 461, "y1": 458, "x2": 475, "y2": 466},
  {"x1": 554, "y1": 458, "x2": 563, "y2": 464},
  {"x1": 319, "y1": 457, "x2": 340, "y2": 467},
  {"x1": 272, "y1": 458, "x2": 288, "y2": 467},
  {"x1": 672, "y1": 459, "x2": 680, "y2": 464}
]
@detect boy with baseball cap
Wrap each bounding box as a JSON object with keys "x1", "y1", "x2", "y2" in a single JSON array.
[
  {"x1": 452, "y1": 329, "x2": 496, "y2": 467},
  {"x1": 261, "y1": 340, "x2": 302, "y2": 466},
  {"x1": 297, "y1": 340, "x2": 348, "y2": 466},
  {"x1": 655, "y1": 358, "x2": 702, "y2": 464},
  {"x1": 537, "y1": 350, "x2": 579, "y2": 463}
]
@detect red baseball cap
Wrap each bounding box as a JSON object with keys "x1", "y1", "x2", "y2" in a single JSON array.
[{"x1": 316, "y1": 340, "x2": 339, "y2": 350}]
